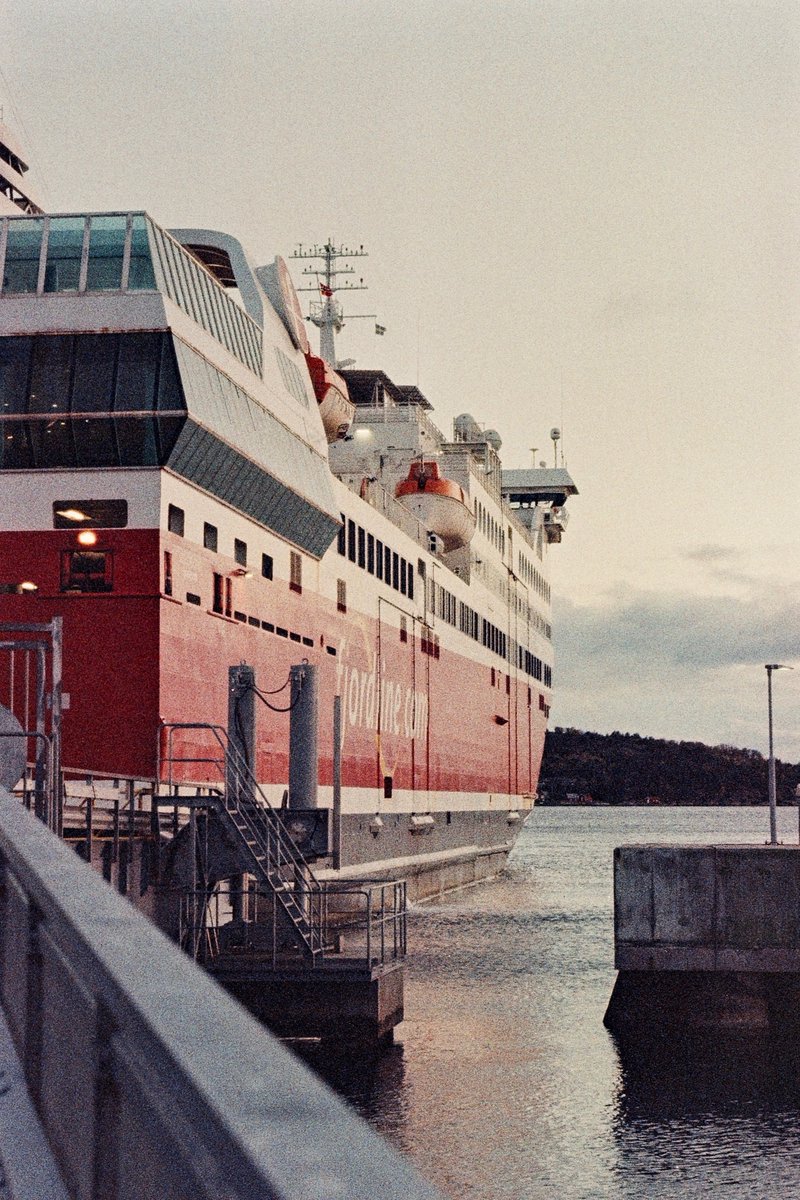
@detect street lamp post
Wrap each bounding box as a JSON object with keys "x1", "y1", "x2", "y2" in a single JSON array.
[{"x1": 766, "y1": 663, "x2": 793, "y2": 845}]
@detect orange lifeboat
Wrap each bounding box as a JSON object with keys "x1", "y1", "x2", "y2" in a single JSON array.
[
  {"x1": 305, "y1": 353, "x2": 355, "y2": 442},
  {"x1": 395, "y1": 461, "x2": 476, "y2": 550}
]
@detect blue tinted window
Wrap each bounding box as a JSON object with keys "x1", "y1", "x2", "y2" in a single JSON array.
[
  {"x1": 128, "y1": 215, "x2": 156, "y2": 289},
  {"x1": 86, "y1": 215, "x2": 126, "y2": 291},
  {"x1": 3, "y1": 218, "x2": 43, "y2": 292},
  {"x1": 44, "y1": 217, "x2": 86, "y2": 292}
]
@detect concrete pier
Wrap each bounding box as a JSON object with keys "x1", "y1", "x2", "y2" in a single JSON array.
[
  {"x1": 605, "y1": 844, "x2": 800, "y2": 1037},
  {"x1": 211, "y1": 958, "x2": 404, "y2": 1049}
]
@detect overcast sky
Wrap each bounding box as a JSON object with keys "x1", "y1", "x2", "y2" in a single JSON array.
[{"x1": 2, "y1": 0, "x2": 799, "y2": 758}]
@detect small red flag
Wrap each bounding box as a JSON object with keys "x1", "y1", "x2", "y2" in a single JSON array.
[{"x1": 319, "y1": 283, "x2": 333, "y2": 297}]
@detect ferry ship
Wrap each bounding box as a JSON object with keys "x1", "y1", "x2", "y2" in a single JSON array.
[{"x1": 0, "y1": 126, "x2": 576, "y2": 897}]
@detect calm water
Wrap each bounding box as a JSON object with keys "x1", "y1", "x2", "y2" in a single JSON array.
[{"x1": 308, "y1": 806, "x2": 800, "y2": 1199}]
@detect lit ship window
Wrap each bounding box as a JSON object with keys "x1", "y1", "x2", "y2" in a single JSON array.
[
  {"x1": 60, "y1": 549, "x2": 114, "y2": 593},
  {"x1": 53, "y1": 500, "x2": 128, "y2": 528}
]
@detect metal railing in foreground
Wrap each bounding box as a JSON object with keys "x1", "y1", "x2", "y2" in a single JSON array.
[
  {"x1": 0, "y1": 788, "x2": 443, "y2": 1200},
  {"x1": 179, "y1": 877, "x2": 408, "y2": 969}
]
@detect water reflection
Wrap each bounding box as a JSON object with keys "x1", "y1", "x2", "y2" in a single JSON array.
[
  {"x1": 610, "y1": 1032, "x2": 800, "y2": 1196},
  {"x1": 613, "y1": 1031, "x2": 800, "y2": 1119},
  {"x1": 297, "y1": 1041, "x2": 413, "y2": 1151},
  {"x1": 297, "y1": 810, "x2": 800, "y2": 1199}
]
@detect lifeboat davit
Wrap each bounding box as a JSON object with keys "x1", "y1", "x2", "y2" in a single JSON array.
[
  {"x1": 395, "y1": 461, "x2": 476, "y2": 550},
  {"x1": 305, "y1": 353, "x2": 355, "y2": 442}
]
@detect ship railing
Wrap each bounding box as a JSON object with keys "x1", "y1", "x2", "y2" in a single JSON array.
[
  {"x1": 357, "y1": 476, "x2": 430, "y2": 546},
  {"x1": 354, "y1": 400, "x2": 447, "y2": 446},
  {"x1": 0, "y1": 618, "x2": 63, "y2": 833},
  {"x1": 158, "y1": 722, "x2": 328, "y2": 962},
  {"x1": 178, "y1": 877, "x2": 407, "y2": 971}
]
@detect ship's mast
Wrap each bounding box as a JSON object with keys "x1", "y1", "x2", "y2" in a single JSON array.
[{"x1": 292, "y1": 241, "x2": 375, "y2": 367}]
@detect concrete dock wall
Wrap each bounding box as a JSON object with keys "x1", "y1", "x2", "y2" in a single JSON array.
[
  {"x1": 614, "y1": 845, "x2": 800, "y2": 972},
  {"x1": 607, "y1": 844, "x2": 800, "y2": 1037}
]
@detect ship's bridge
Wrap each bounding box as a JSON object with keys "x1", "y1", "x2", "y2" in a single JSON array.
[
  {"x1": 501, "y1": 468, "x2": 578, "y2": 508},
  {"x1": 501, "y1": 468, "x2": 578, "y2": 544},
  {"x1": 0, "y1": 212, "x2": 340, "y2": 557}
]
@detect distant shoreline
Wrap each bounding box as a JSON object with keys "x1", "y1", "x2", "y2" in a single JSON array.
[{"x1": 536, "y1": 800, "x2": 795, "y2": 808}]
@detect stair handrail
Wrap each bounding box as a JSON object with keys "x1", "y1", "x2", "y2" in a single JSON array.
[{"x1": 157, "y1": 721, "x2": 326, "y2": 959}]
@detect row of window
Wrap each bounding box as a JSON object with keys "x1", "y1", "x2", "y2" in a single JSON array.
[
  {"x1": 517, "y1": 550, "x2": 550, "y2": 602},
  {"x1": 428, "y1": 576, "x2": 550, "y2": 677},
  {"x1": 168, "y1": 503, "x2": 279, "y2": 582},
  {"x1": 1, "y1": 332, "x2": 182, "y2": 417},
  {"x1": 475, "y1": 497, "x2": 506, "y2": 554},
  {"x1": 58, "y1": 547, "x2": 552, "y2": 689},
  {"x1": 275, "y1": 347, "x2": 309, "y2": 409},
  {"x1": 0, "y1": 213, "x2": 264, "y2": 379},
  {"x1": 147, "y1": 219, "x2": 263, "y2": 376},
  {"x1": 337, "y1": 513, "x2": 417, "y2": 600},
  {"x1": 166, "y1": 502, "x2": 552, "y2": 685},
  {"x1": 0, "y1": 332, "x2": 185, "y2": 470},
  {"x1": 509, "y1": 587, "x2": 552, "y2": 640},
  {"x1": 0, "y1": 213, "x2": 155, "y2": 295}
]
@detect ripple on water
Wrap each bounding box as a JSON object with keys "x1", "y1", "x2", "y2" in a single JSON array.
[{"x1": 309, "y1": 809, "x2": 800, "y2": 1199}]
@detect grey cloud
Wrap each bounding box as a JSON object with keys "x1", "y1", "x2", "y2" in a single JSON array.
[
  {"x1": 682, "y1": 544, "x2": 739, "y2": 563},
  {"x1": 553, "y1": 585, "x2": 800, "y2": 673}
]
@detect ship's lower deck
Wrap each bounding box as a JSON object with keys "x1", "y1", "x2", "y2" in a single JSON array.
[{"x1": 328, "y1": 809, "x2": 523, "y2": 902}]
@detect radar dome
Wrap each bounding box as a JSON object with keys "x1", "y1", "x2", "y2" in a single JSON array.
[
  {"x1": 454, "y1": 414, "x2": 481, "y2": 442},
  {"x1": 484, "y1": 429, "x2": 502, "y2": 451}
]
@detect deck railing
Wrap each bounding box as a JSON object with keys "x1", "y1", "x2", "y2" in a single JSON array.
[{"x1": 0, "y1": 788, "x2": 442, "y2": 1200}]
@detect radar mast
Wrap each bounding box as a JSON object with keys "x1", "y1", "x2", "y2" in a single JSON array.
[{"x1": 291, "y1": 240, "x2": 376, "y2": 367}]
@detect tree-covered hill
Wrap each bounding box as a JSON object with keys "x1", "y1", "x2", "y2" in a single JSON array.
[{"x1": 539, "y1": 728, "x2": 800, "y2": 806}]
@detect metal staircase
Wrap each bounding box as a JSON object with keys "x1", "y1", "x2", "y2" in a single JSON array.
[{"x1": 159, "y1": 723, "x2": 326, "y2": 964}]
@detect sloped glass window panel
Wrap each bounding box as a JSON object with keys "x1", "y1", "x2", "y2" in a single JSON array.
[
  {"x1": 3, "y1": 218, "x2": 43, "y2": 292},
  {"x1": 0, "y1": 336, "x2": 32, "y2": 415},
  {"x1": 44, "y1": 217, "x2": 86, "y2": 292},
  {"x1": 128, "y1": 215, "x2": 156, "y2": 289},
  {"x1": 28, "y1": 336, "x2": 72, "y2": 413},
  {"x1": 115, "y1": 415, "x2": 160, "y2": 465},
  {"x1": 73, "y1": 415, "x2": 117, "y2": 467},
  {"x1": 156, "y1": 336, "x2": 184, "y2": 411},
  {"x1": 156, "y1": 414, "x2": 185, "y2": 459},
  {"x1": 29, "y1": 416, "x2": 75, "y2": 467},
  {"x1": 115, "y1": 333, "x2": 161, "y2": 411},
  {"x1": 72, "y1": 334, "x2": 116, "y2": 413},
  {"x1": 86, "y1": 215, "x2": 126, "y2": 291}
]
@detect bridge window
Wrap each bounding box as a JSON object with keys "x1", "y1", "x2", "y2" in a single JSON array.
[
  {"x1": 2, "y1": 217, "x2": 43, "y2": 292},
  {"x1": 43, "y1": 216, "x2": 86, "y2": 293},
  {"x1": 85, "y1": 215, "x2": 127, "y2": 291}
]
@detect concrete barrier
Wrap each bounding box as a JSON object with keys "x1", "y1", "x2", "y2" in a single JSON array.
[
  {"x1": 606, "y1": 844, "x2": 800, "y2": 1036},
  {"x1": 0, "y1": 789, "x2": 444, "y2": 1200}
]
